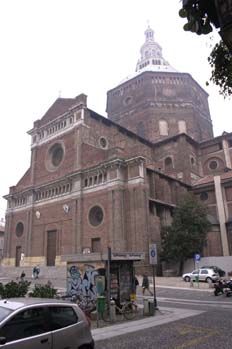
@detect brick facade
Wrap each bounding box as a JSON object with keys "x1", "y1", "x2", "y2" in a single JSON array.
[{"x1": 3, "y1": 27, "x2": 232, "y2": 269}]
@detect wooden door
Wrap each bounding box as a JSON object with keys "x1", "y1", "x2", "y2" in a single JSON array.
[
  {"x1": 46, "y1": 230, "x2": 57, "y2": 266},
  {"x1": 15, "y1": 246, "x2": 22, "y2": 267}
]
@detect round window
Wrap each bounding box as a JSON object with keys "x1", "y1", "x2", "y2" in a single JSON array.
[
  {"x1": 99, "y1": 137, "x2": 107, "y2": 149},
  {"x1": 16, "y1": 222, "x2": 24, "y2": 237},
  {"x1": 49, "y1": 143, "x2": 64, "y2": 167},
  {"x1": 123, "y1": 96, "x2": 133, "y2": 106},
  {"x1": 209, "y1": 160, "x2": 218, "y2": 170},
  {"x1": 89, "y1": 206, "x2": 104, "y2": 227}
]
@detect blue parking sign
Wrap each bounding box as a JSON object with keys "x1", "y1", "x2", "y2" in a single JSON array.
[
  {"x1": 194, "y1": 253, "x2": 201, "y2": 261},
  {"x1": 149, "y1": 244, "x2": 157, "y2": 265}
]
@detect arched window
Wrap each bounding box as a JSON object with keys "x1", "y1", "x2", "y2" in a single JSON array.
[
  {"x1": 159, "y1": 120, "x2": 168, "y2": 136},
  {"x1": 164, "y1": 157, "x2": 173, "y2": 171},
  {"x1": 178, "y1": 120, "x2": 187, "y2": 133}
]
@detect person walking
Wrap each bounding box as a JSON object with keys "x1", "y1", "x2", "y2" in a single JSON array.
[
  {"x1": 20, "y1": 270, "x2": 25, "y2": 282},
  {"x1": 32, "y1": 265, "x2": 40, "y2": 279},
  {"x1": 134, "y1": 275, "x2": 139, "y2": 293},
  {"x1": 142, "y1": 273, "x2": 153, "y2": 296}
]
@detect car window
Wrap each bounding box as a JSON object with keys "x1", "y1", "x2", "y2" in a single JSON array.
[
  {"x1": 49, "y1": 306, "x2": 78, "y2": 331},
  {"x1": 200, "y1": 269, "x2": 208, "y2": 275},
  {"x1": 0, "y1": 307, "x2": 47, "y2": 343},
  {"x1": 0, "y1": 307, "x2": 12, "y2": 322},
  {"x1": 192, "y1": 270, "x2": 199, "y2": 274}
]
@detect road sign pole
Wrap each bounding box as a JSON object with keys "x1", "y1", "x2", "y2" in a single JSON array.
[
  {"x1": 152, "y1": 264, "x2": 157, "y2": 308},
  {"x1": 149, "y1": 243, "x2": 158, "y2": 310}
]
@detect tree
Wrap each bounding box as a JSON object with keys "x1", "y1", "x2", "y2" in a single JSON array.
[
  {"x1": 161, "y1": 192, "x2": 210, "y2": 275},
  {"x1": 179, "y1": 0, "x2": 232, "y2": 98}
]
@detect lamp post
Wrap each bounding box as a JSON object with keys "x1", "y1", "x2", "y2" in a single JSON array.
[{"x1": 215, "y1": 0, "x2": 232, "y2": 53}]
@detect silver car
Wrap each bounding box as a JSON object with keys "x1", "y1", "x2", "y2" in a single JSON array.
[
  {"x1": 0, "y1": 298, "x2": 94, "y2": 348},
  {"x1": 182, "y1": 268, "x2": 219, "y2": 283}
]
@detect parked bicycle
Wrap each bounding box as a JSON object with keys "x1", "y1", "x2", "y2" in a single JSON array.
[
  {"x1": 56, "y1": 292, "x2": 97, "y2": 317},
  {"x1": 101, "y1": 300, "x2": 138, "y2": 322},
  {"x1": 76, "y1": 295, "x2": 97, "y2": 316}
]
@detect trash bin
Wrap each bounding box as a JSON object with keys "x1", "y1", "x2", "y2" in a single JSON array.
[
  {"x1": 148, "y1": 300, "x2": 155, "y2": 316},
  {"x1": 143, "y1": 298, "x2": 149, "y2": 316},
  {"x1": 195, "y1": 276, "x2": 199, "y2": 283},
  {"x1": 97, "y1": 296, "x2": 106, "y2": 313}
]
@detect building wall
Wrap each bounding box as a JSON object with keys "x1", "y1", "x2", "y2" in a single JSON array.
[{"x1": 107, "y1": 71, "x2": 213, "y2": 143}]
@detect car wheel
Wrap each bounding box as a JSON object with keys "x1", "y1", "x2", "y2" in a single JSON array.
[
  {"x1": 184, "y1": 276, "x2": 190, "y2": 282},
  {"x1": 206, "y1": 277, "x2": 212, "y2": 283}
]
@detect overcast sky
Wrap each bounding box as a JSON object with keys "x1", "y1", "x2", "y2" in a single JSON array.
[{"x1": 0, "y1": 0, "x2": 231, "y2": 220}]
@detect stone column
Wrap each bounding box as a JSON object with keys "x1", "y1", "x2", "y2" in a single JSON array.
[
  {"x1": 222, "y1": 139, "x2": 232, "y2": 169},
  {"x1": 214, "y1": 175, "x2": 229, "y2": 256}
]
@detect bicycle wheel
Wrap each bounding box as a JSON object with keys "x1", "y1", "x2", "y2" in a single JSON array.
[{"x1": 123, "y1": 303, "x2": 137, "y2": 320}]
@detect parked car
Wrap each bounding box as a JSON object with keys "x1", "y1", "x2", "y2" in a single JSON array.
[
  {"x1": 201, "y1": 265, "x2": 226, "y2": 277},
  {"x1": 182, "y1": 268, "x2": 219, "y2": 283},
  {"x1": 0, "y1": 298, "x2": 94, "y2": 348}
]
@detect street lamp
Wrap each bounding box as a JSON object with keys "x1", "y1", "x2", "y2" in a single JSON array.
[{"x1": 215, "y1": 0, "x2": 232, "y2": 53}]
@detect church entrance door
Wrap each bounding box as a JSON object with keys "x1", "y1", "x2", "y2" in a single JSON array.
[
  {"x1": 15, "y1": 246, "x2": 22, "y2": 267},
  {"x1": 47, "y1": 230, "x2": 57, "y2": 266}
]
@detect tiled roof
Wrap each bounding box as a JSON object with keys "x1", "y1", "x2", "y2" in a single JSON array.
[
  {"x1": 192, "y1": 171, "x2": 232, "y2": 187},
  {"x1": 192, "y1": 175, "x2": 214, "y2": 186}
]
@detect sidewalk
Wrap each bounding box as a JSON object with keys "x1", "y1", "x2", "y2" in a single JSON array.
[
  {"x1": 91, "y1": 276, "x2": 212, "y2": 340},
  {"x1": 92, "y1": 306, "x2": 204, "y2": 342}
]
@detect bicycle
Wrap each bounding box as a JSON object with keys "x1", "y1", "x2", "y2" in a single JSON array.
[
  {"x1": 76, "y1": 295, "x2": 97, "y2": 316},
  {"x1": 101, "y1": 300, "x2": 138, "y2": 322}
]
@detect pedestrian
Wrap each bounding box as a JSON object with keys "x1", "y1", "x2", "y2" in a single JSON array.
[
  {"x1": 32, "y1": 265, "x2": 40, "y2": 279},
  {"x1": 134, "y1": 276, "x2": 139, "y2": 292},
  {"x1": 142, "y1": 273, "x2": 153, "y2": 296},
  {"x1": 20, "y1": 270, "x2": 25, "y2": 281}
]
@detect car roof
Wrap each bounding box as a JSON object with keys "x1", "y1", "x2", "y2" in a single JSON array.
[{"x1": 0, "y1": 298, "x2": 73, "y2": 311}]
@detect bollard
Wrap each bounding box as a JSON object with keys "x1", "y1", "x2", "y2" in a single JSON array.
[
  {"x1": 143, "y1": 298, "x2": 149, "y2": 316},
  {"x1": 110, "y1": 299, "x2": 116, "y2": 322}
]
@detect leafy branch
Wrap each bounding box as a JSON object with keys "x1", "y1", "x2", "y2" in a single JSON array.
[
  {"x1": 179, "y1": 1, "x2": 232, "y2": 98},
  {"x1": 207, "y1": 40, "x2": 232, "y2": 97}
]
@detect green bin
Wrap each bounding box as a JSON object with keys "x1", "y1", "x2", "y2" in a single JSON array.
[
  {"x1": 97, "y1": 296, "x2": 106, "y2": 313},
  {"x1": 195, "y1": 276, "x2": 199, "y2": 282}
]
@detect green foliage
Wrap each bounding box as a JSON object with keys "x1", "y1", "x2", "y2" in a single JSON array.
[
  {"x1": 0, "y1": 280, "x2": 31, "y2": 298},
  {"x1": 161, "y1": 193, "x2": 210, "y2": 274},
  {"x1": 29, "y1": 283, "x2": 57, "y2": 298},
  {"x1": 179, "y1": 1, "x2": 232, "y2": 97},
  {"x1": 179, "y1": 0, "x2": 219, "y2": 35},
  {"x1": 207, "y1": 40, "x2": 232, "y2": 97}
]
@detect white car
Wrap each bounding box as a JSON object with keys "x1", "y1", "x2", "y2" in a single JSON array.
[
  {"x1": 0, "y1": 298, "x2": 94, "y2": 348},
  {"x1": 182, "y1": 268, "x2": 219, "y2": 283}
]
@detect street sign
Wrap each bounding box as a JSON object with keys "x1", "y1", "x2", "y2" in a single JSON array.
[
  {"x1": 194, "y1": 253, "x2": 201, "y2": 262},
  {"x1": 149, "y1": 243, "x2": 157, "y2": 265}
]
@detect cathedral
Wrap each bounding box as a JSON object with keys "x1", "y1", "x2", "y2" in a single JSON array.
[{"x1": 3, "y1": 26, "x2": 232, "y2": 270}]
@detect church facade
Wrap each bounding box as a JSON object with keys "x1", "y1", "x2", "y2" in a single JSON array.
[{"x1": 3, "y1": 26, "x2": 232, "y2": 269}]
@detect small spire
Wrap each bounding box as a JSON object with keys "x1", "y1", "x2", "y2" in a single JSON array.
[{"x1": 135, "y1": 24, "x2": 177, "y2": 73}]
